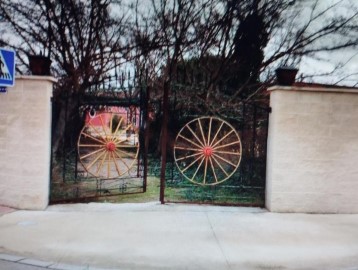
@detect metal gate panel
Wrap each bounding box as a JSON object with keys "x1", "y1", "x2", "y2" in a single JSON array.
[
  {"x1": 50, "y1": 77, "x2": 148, "y2": 203},
  {"x1": 161, "y1": 102, "x2": 269, "y2": 206}
]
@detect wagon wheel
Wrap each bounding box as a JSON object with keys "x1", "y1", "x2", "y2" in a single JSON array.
[
  {"x1": 174, "y1": 116, "x2": 242, "y2": 186},
  {"x1": 78, "y1": 112, "x2": 139, "y2": 179}
]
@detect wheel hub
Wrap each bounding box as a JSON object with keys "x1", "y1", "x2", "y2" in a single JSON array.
[
  {"x1": 203, "y1": 146, "x2": 213, "y2": 157},
  {"x1": 106, "y1": 141, "x2": 116, "y2": 152}
]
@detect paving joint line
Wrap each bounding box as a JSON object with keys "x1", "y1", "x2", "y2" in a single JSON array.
[
  {"x1": 0, "y1": 253, "x2": 110, "y2": 270},
  {"x1": 204, "y1": 212, "x2": 232, "y2": 270}
]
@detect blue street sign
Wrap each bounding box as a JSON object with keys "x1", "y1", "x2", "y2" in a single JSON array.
[{"x1": 0, "y1": 48, "x2": 15, "y2": 87}]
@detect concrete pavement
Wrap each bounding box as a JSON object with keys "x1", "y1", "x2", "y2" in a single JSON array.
[
  {"x1": 0, "y1": 260, "x2": 48, "y2": 270},
  {"x1": 1, "y1": 202, "x2": 358, "y2": 270}
]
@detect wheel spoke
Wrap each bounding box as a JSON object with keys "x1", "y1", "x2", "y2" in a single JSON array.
[
  {"x1": 113, "y1": 116, "x2": 123, "y2": 136},
  {"x1": 178, "y1": 134, "x2": 203, "y2": 149},
  {"x1": 79, "y1": 144, "x2": 104, "y2": 148},
  {"x1": 80, "y1": 148, "x2": 105, "y2": 160},
  {"x1": 88, "y1": 122, "x2": 106, "y2": 141},
  {"x1": 213, "y1": 140, "x2": 241, "y2": 150},
  {"x1": 190, "y1": 156, "x2": 205, "y2": 182},
  {"x1": 114, "y1": 150, "x2": 130, "y2": 170},
  {"x1": 117, "y1": 143, "x2": 138, "y2": 148},
  {"x1": 207, "y1": 117, "x2": 213, "y2": 145},
  {"x1": 86, "y1": 150, "x2": 106, "y2": 172},
  {"x1": 107, "y1": 150, "x2": 111, "y2": 179},
  {"x1": 213, "y1": 153, "x2": 237, "y2": 167},
  {"x1": 209, "y1": 157, "x2": 218, "y2": 183},
  {"x1": 203, "y1": 157, "x2": 209, "y2": 184},
  {"x1": 209, "y1": 121, "x2": 224, "y2": 147},
  {"x1": 211, "y1": 155, "x2": 229, "y2": 177},
  {"x1": 116, "y1": 148, "x2": 138, "y2": 158},
  {"x1": 197, "y1": 118, "x2": 207, "y2": 146},
  {"x1": 181, "y1": 154, "x2": 203, "y2": 173},
  {"x1": 95, "y1": 151, "x2": 108, "y2": 176},
  {"x1": 111, "y1": 152, "x2": 122, "y2": 175},
  {"x1": 186, "y1": 125, "x2": 205, "y2": 147},
  {"x1": 175, "y1": 152, "x2": 202, "y2": 162},
  {"x1": 214, "y1": 150, "x2": 241, "y2": 155},
  {"x1": 81, "y1": 131, "x2": 106, "y2": 145},
  {"x1": 211, "y1": 129, "x2": 235, "y2": 148},
  {"x1": 113, "y1": 124, "x2": 132, "y2": 143},
  {"x1": 174, "y1": 146, "x2": 201, "y2": 152}
]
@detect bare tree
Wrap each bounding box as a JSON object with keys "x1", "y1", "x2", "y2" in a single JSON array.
[
  {"x1": 132, "y1": 0, "x2": 358, "y2": 107},
  {"x1": 129, "y1": 1, "x2": 358, "y2": 188},
  {"x1": 0, "y1": 0, "x2": 129, "y2": 155},
  {"x1": 0, "y1": 0, "x2": 357, "y2": 154}
]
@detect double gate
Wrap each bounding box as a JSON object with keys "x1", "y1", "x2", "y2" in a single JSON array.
[{"x1": 50, "y1": 77, "x2": 269, "y2": 206}]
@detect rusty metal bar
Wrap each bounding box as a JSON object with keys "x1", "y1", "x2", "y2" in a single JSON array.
[
  {"x1": 143, "y1": 80, "x2": 150, "y2": 192},
  {"x1": 159, "y1": 81, "x2": 170, "y2": 204}
]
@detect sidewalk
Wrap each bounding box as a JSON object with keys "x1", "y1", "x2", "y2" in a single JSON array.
[{"x1": 1, "y1": 202, "x2": 358, "y2": 270}]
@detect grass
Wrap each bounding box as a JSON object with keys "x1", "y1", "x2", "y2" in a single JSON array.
[
  {"x1": 96, "y1": 176, "x2": 161, "y2": 203},
  {"x1": 51, "y1": 155, "x2": 264, "y2": 206},
  {"x1": 51, "y1": 175, "x2": 264, "y2": 206}
]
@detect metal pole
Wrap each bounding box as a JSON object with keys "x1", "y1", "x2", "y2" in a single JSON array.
[
  {"x1": 143, "y1": 83, "x2": 150, "y2": 193},
  {"x1": 62, "y1": 92, "x2": 69, "y2": 182},
  {"x1": 74, "y1": 95, "x2": 80, "y2": 181},
  {"x1": 159, "y1": 81, "x2": 170, "y2": 204},
  {"x1": 250, "y1": 106, "x2": 257, "y2": 184}
]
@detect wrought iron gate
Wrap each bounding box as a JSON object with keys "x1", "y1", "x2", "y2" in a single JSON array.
[
  {"x1": 161, "y1": 101, "x2": 269, "y2": 207},
  {"x1": 50, "y1": 76, "x2": 148, "y2": 203}
]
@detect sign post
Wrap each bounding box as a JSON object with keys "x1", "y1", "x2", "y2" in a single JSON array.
[{"x1": 0, "y1": 48, "x2": 16, "y2": 92}]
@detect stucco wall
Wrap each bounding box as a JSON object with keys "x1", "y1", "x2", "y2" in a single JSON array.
[
  {"x1": 0, "y1": 76, "x2": 55, "y2": 210},
  {"x1": 266, "y1": 86, "x2": 358, "y2": 213}
]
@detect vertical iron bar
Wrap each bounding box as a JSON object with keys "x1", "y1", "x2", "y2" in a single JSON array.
[
  {"x1": 159, "y1": 81, "x2": 170, "y2": 204},
  {"x1": 62, "y1": 92, "x2": 69, "y2": 182},
  {"x1": 143, "y1": 71, "x2": 150, "y2": 193},
  {"x1": 137, "y1": 69, "x2": 143, "y2": 179},
  {"x1": 74, "y1": 95, "x2": 80, "y2": 181},
  {"x1": 137, "y1": 95, "x2": 141, "y2": 178},
  {"x1": 241, "y1": 102, "x2": 246, "y2": 185},
  {"x1": 251, "y1": 106, "x2": 257, "y2": 185},
  {"x1": 263, "y1": 106, "x2": 271, "y2": 202}
]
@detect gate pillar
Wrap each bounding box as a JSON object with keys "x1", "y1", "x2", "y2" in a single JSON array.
[
  {"x1": 266, "y1": 85, "x2": 358, "y2": 213},
  {"x1": 0, "y1": 76, "x2": 56, "y2": 210}
]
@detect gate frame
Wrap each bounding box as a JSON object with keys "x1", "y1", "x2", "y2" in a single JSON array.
[
  {"x1": 158, "y1": 87, "x2": 270, "y2": 206},
  {"x1": 50, "y1": 75, "x2": 150, "y2": 203}
]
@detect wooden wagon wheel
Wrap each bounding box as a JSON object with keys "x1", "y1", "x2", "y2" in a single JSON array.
[
  {"x1": 174, "y1": 116, "x2": 242, "y2": 186},
  {"x1": 78, "y1": 112, "x2": 139, "y2": 179}
]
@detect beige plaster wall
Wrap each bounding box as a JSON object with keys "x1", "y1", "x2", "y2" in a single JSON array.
[
  {"x1": 0, "y1": 76, "x2": 55, "y2": 210},
  {"x1": 266, "y1": 86, "x2": 358, "y2": 213}
]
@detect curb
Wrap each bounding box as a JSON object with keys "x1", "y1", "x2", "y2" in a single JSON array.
[{"x1": 0, "y1": 253, "x2": 118, "y2": 270}]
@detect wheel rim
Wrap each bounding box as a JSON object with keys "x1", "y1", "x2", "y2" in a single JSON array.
[
  {"x1": 174, "y1": 116, "x2": 242, "y2": 186},
  {"x1": 78, "y1": 112, "x2": 139, "y2": 179}
]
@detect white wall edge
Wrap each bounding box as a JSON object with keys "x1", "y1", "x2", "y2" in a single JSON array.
[
  {"x1": 15, "y1": 75, "x2": 58, "y2": 83},
  {"x1": 268, "y1": 85, "x2": 358, "y2": 94}
]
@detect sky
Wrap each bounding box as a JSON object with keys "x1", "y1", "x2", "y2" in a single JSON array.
[
  {"x1": 300, "y1": 49, "x2": 358, "y2": 87},
  {"x1": 297, "y1": 0, "x2": 358, "y2": 86},
  {"x1": 1, "y1": 0, "x2": 357, "y2": 87}
]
